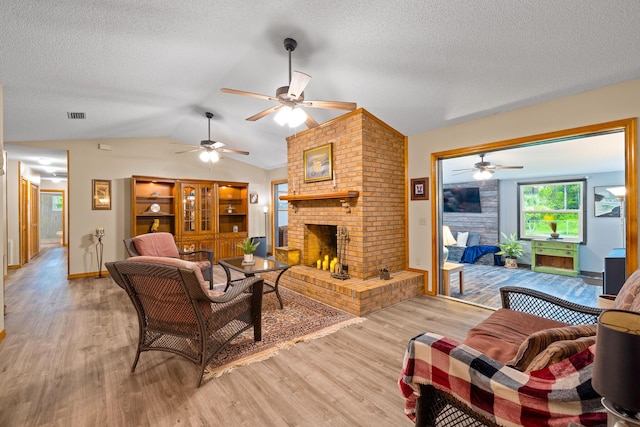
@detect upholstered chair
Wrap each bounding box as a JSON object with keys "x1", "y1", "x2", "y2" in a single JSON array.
[{"x1": 106, "y1": 256, "x2": 263, "y2": 387}]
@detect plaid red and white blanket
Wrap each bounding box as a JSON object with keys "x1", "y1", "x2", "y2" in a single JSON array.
[{"x1": 398, "y1": 333, "x2": 606, "y2": 427}]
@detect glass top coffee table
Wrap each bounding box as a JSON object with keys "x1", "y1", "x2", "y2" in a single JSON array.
[{"x1": 217, "y1": 256, "x2": 290, "y2": 309}]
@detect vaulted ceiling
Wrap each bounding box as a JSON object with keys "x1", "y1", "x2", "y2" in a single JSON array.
[{"x1": 3, "y1": 1, "x2": 640, "y2": 174}]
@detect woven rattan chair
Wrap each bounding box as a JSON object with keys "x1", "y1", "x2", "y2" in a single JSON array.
[
  {"x1": 106, "y1": 257, "x2": 263, "y2": 387},
  {"x1": 123, "y1": 232, "x2": 214, "y2": 289}
]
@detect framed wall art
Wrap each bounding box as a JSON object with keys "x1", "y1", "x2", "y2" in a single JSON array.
[
  {"x1": 303, "y1": 143, "x2": 333, "y2": 183},
  {"x1": 411, "y1": 177, "x2": 428, "y2": 201},
  {"x1": 249, "y1": 192, "x2": 259, "y2": 204},
  {"x1": 92, "y1": 179, "x2": 112, "y2": 210},
  {"x1": 594, "y1": 185, "x2": 621, "y2": 217}
]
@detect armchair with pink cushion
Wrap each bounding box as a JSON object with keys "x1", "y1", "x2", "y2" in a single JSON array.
[
  {"x1": 123, "y1": 232, "x2": 214, "y2": 288},
  {"x1": 106, "y1": 256, "x2": 263, "y2": 387}
]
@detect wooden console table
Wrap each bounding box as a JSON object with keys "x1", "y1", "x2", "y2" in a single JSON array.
[{"x1": 531, "y1": 239, "x2": 579, "y2": 277}]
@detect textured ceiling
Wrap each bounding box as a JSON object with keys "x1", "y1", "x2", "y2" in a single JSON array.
[{"x1": 2, "y1": 0, "x2": 640, "y2": 173}]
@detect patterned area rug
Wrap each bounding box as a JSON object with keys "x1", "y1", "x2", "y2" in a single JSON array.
[{"x1": 203, "y1": 287, "x2": 364, "y2": 379}]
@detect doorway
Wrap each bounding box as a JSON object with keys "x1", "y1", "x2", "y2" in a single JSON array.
[
  {"x1": 433, "y1": 118, "x2": 637, "y2": 308},
  {"x1": 40, "y1": 190, "x2": 65, "y2": 248},
  {"x1": 271, "y1": 180, "x2": 289, "y2": 254}
]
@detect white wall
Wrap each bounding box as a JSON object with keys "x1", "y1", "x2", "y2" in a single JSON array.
[
  {"x1": 409, "y1": 78, "x2": 640, "y2": 292},
  {"x1": 6, "y1": 137, "x2": 286, "y2": 276}
]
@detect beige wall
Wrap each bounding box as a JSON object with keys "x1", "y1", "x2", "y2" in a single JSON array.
[
  {"x1": 6, "y1": 137, "x2": 286, "y2": 276},
  {"x1": 408, "y1": 78, "x2": 640, "y2": 292}
]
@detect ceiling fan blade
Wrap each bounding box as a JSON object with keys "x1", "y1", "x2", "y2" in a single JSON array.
[
  {"x1": 220, "y1": 88, "x2": 277, "y2": 101},
  {"x1": 175, "y1": 147, "x2": 202, "y2": 154},
  {"x1": 246, "y1": 105, "x2": 282, "y2": 121},
  {"x1": 288, "y1": 71, "x2": 311, "y2": 99},
  {"x1": 304, "y1": 113, "x2": 319, "y2": 128},
  {"x1": 494, "y1": 165, "x2": 524, "y2": 169},
  {"x1": 451, "y1": 168, "x2": 474, "y2": 172},
  {"x1": 219, "y1": 148, "x2": 250, "y2": 155},
  {"x1": 301, "y1": 100, "x2": 357, "y2": 111}
]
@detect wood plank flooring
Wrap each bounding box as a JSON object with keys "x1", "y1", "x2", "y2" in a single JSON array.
[{"x1": 0, "y1": 246, "x2": 492, "y2": 427}]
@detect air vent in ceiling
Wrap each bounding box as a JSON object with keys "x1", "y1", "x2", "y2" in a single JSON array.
[{"x1": 67, "y1": 112, "x2": 86, "y2": 119}]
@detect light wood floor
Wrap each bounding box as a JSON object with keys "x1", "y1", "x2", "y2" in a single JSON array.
[{"x1": 0, "y1": 246, "x2": 492, "y2": 427}]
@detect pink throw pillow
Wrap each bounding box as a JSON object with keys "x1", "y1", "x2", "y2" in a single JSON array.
[{"x1": 133, "y1": 233, "x2": 180, "y2": 258}]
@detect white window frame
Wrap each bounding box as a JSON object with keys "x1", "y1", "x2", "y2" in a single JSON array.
[{"x1": 518, "y1": 179, "x2": 586, "y2": 243}]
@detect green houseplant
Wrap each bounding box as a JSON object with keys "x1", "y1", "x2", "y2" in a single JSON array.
[
  {"x1": 237, "y1": 237, "x2": 261, "y2": 263},
  {"x1": 497, "y1": 232, "x2": 524, "y2": 268}
]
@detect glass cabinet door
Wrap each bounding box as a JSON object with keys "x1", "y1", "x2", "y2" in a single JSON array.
[
  {"x1": 200, "y1": 184, "x2": 213, "y2": 232},
  {"x1": 181, "y1": 184, "x2": 196, "y2": 232}
]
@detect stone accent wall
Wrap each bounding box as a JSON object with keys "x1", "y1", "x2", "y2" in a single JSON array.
[
  {"x1": 286, "y1": 109, "x2": 406, "y2": 279},
  {"x1": 443, "y1": 180, "x2": 499, "y2": 245}
]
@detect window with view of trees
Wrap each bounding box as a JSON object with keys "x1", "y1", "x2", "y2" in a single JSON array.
[{"x1": 518, "y1": 179, "x2": 586, "y2": 242}]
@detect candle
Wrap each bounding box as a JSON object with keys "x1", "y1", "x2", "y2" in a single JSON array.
[
  {"x1": 333, "y1": 171, "x2": 336, "y2": 188},
  {"x1": 317, "y1": 259, "x2": 322, "y2": 269}
]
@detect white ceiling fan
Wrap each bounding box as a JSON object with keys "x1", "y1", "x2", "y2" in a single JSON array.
[
  {"x1": 220, "y1": 38, "x2": 357, "y2": 128},
  {"x1": 174, "y1": 112, "x2": 249, "y2": 164},
  {"x1": 452, "y1": 153, "x2": 524, "y2": 179}
]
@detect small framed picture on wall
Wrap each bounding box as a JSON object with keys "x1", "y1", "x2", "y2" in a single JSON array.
[
  {"x1": 249, "y1": 192, "x2": 259, "y2": 204},
  {"x1": 411, "y1": 177, "x2": 428, "y2": 201}
]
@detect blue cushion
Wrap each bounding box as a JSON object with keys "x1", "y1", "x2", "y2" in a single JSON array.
[{"x1": 467, "y1": 232, "x2": 481, "y2": 247}]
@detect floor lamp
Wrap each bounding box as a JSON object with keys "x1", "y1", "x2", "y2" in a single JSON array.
[
  {"x1": 607, "y1": 186, "x2": 626, "y2": 248},
  {"x1": 263, "y1": 205, "x2": 269, "y2": 240}
]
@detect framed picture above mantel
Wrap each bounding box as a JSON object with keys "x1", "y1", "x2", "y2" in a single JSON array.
[{"x1": 303, "y1": 143, "x2": 333, "y2": 183}]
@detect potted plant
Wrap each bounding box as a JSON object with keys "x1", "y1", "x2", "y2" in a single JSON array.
[
  {"x1": 237, "y1": 237, "x2": 260, "y2": 264},
  {"x1": 497, "y1": 232, "x2": 524, "y2": 269},
  {"x1": 549, "y1": 221, "x2": 560, "y2": 239}
]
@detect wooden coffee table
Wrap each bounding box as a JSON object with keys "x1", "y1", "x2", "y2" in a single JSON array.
[{"x1": 442, "y1": 262, "x2": 464, "y2": 296}]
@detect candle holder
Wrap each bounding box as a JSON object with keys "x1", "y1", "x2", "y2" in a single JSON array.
[{"x1": 95, "y1": 228, "x2": 105, "y2": 277}]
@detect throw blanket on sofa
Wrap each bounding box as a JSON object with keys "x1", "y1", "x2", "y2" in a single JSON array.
[
  {"x1": 398, "y1": 333, "x2": 606, "y2": 427},
  {"x1": 460, "y1": 245, "x2": 500, "y2": 264}
]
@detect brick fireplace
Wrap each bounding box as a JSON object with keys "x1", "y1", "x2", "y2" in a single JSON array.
[{"x1": 272, "y1": 109, "x2": 424, "y2": 316}]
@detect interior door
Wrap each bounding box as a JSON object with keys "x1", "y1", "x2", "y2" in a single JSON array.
[
  {"x1": 20, "y1": 178, "x2": 29, "y2": 265},
  {"x1": 271, "y1": 180, "x2": 288, "y2": 252},
  {"x1": 30, "y1": 183, "x2": 40, "y2": 258}
]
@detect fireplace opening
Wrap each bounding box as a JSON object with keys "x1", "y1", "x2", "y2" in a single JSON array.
[{"x1": 304, "y1": 224, "x2": 337, "y2": 266}]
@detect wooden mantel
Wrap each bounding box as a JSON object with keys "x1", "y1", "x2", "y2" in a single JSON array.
[{"x1": 279, "y1": 190, "x2": 359, "y2": 202}]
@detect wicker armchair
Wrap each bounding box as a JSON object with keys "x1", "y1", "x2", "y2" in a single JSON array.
[
  {"x1": 106, "y1": 257, "x2": 263, "y2": 387},
  {"x1": 123, "y1": 232, "x2": 214, "y2": 289},
  {"x1": 401, "y1": 286, "x2": 608, "y2": 427}
]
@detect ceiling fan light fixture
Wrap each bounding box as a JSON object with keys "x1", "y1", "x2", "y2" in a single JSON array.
[
  {"x1": 209, "y1": 151, "x2": 220, "y2": 163},
  {"x1": 274, "y1": 106, "x2": 292, "y2": 126},
  {"x1": 274, "y1": 106, "x2": 307, "y2": 127},
  {"x1": 289, "y1": 107, "x2": 307, "y2": 127},
  {"x1": 199, "y1": 151, "x2": 211, "y2": 162},
  {"x1": 474, "y1": 169, "x2": 494, "y2": 180}
]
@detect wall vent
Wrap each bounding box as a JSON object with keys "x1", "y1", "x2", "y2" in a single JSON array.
[{"x1": 67, "y1": 112, "x2": 86, "y2": 119}]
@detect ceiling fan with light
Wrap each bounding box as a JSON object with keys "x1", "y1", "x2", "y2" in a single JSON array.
[
  {"x1": 453, "y1": 153, "x2": 524, "y2": 180},
  {"x1": 174, "y1": 112, "x2": 249, "y2": 164},
  {"x1": 220, "y1": 37, "x2": 357, "y2": 128}
]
